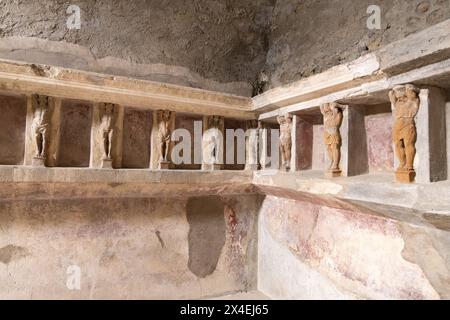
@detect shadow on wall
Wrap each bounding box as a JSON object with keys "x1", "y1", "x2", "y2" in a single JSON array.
[{"x1": 186, "y1": 196, "x2": 226, "y2": 278}]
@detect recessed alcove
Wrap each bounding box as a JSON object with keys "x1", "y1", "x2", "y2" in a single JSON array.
[
  {"x1": 364, "y1": 103, "x2": 394, "y2": 173},
  {"x1": 57, "y1": 99, "x2": 93, "y2": 167},
  {"x1": 293, "y1": 111, "x2": 325, "y2": 172},
  {"x1": 122, "y1": 108, "x2": 152, "y2": 169},
  {"x1": 0, "y1": 93, "x2": 27, "y2": 165},
  {"x1": 224, "y1": 118, "x2": 246, "y2": 170},
  {"x1": 258, "y1": 121, "x2": 280, "y2": 170}
]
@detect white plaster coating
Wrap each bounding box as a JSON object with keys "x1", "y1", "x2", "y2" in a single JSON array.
[{"x1": 258, "y1": 213, "x2": 354, "y2": 300}]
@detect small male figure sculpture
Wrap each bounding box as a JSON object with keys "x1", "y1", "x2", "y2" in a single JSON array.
[
  {"x1": 31, "y1": 94, "x2": 51, "y2": 166},
  {"x1": 246, "y1": 120, "x2": 260, "y2": 170},
  {"x1": 203, "y1": 115, "x2": 223, "y2": 170},
  {"x1": 389, "y1": 84, "x2": 420, "y2": 183},
  {"x1": 99, "y1": 103, "x2": 116, "y2": 168},
  {"x1": 157, "y1": 110, "x2": 173, "y2": 169},
  {"x1": 277, "y1": 114, "x2": 293, "y2": 171},
  {"x1": 320, "y1": 102, "x2": 345, "y2": 177}
]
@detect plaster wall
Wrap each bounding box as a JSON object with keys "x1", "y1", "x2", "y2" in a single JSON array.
[
  {"x1": 122, "y1": 108, "x2": 152, "y2": 169},
  {"x1": 0, "y1": 194, "x2": 261, "y2": 299},
  {"x1": 0, "y1": 0, "x2": 275, "y2": 96},
  {"x1": 312, "y1": 124, "x2": 325, "y2": 170},
  {"x1": 258, "y1": 195, "x2": 450, "y2": 300},
  {"x1": 265, "y1": 0, "x2": 450, "y2": 88},
  {"x1": 58, "y1": 99, "x2": 92, "y2": 168},
  {"x1": 0, "y1": 94, "x2": 27, "y2": 165},
  {"x1": 365, "y1": 112, "x2": 394, "y2": 173}
]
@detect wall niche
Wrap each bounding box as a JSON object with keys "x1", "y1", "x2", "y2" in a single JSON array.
[
  {"x1": 0, "y1": 93, "x2": 27, "y2": 165},
  {"x1": 58, "y1": 99, "x2": 93, "y2": 167}
]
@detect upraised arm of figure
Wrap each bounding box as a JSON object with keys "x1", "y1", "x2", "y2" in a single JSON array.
[
  {"x1": 389, "y1": 90, "x2": 397, "y2": 106},
  {"x1": 277, "y1": 115, "x2": 283, "y2": 125},
  {"x1": 405, "y1": 84, "x2": 420, "y2": 115},
  {"x1": 320, "y1": 103, "x2": 327, "y2": 115}
]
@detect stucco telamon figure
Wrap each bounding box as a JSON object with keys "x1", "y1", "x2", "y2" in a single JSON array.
[
  {"x1": 320, "y1": 102, "x2": 345, "y2": 178},
  {"x1": 157, "y1": 110, "x2": 173, "y2": 169},
  {"x1": 246, "y1": 120, "x2": 260, "y2": 170},
  {"x1": 277, "y1": 114, "x2": 293, "y2": 171},
  {"x1": 99, "y1": 103, "x2": 116, "y2": 162},
  {"x1": 389, "y1": 84, "x2": 420, "y2": 183},
  {"x1": 203, "y1": 115, "x2": 224, "y2": 170},
  {"x1": 31, "y1": 94, "x2": 51, "y2": 165}
]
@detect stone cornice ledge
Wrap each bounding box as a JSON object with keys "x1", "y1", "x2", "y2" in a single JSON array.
[
  {"x1": 253, "y1": 171, "x2": 450, "y2": 215},
  {"x1": 0, "y1": 167, "x2": 449, "y2": 229},
  {"x1": 253, "y1": 53, "x2": 382, "y2": 112},
  {"x1": 254, "y1": 19, "x2": 450, "y2": 116},
  {"x1": 0, "y1": 59, "x2": 255, "y2": 119},
  {"x1": 0, "y1": 166, "x2": 255, "y2": 201}
]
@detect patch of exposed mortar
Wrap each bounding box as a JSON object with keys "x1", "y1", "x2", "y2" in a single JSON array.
[
  {"x1": 0, "y1": 245, "x2": 29, "y2": 265},
  {"x1": 186, "y1": 196, "x2": 226, "y2": 278}
]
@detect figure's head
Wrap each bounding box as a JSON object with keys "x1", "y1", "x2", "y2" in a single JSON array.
[
  {"x1": 392, "y1": 85, "x2": 407, "y2": 99},
  {"x1": 163, "y1": 110, "x2": 172, "y2": 121},
  {"x1": 321, "y1": 103, "x2": 332, "y2": 114},
  {"x1": 104, "y1": 103, "x2": 114, "y2": 114},
  {"x1": 246, "y1": 119, "x2": 258, "y2": 129},
  {"x1": 405, "y1": 84, "x2": 419, "y2": 98},
  {"x1": 285, "y1": 114, "x2": 293, "y2": 123},
  {"x1": 209, "y1": 115, "x2": 222, "y2": 127},
  {"x1": 38, "y1": 95, "x2": 48, "y2": 107},
  {"x1": 157, "y1": 110, "x2": 171, "y2": 122},
  {"x1": 277, "y1": 114, "x2": 292, "y2": 125},
  {"x1": 34, "y1": 94, "x2": 49, "y2": 109}
]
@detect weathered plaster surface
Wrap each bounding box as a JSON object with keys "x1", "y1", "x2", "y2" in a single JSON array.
[
  {"x1": 365, "y1": 112, "x2": 394, "y2": 172},
  {"x1": 0, "y1": 94, "x2": 27, "y2": 165},
  {"x1": 258, "y1": 196, "x2": 449, "y2": 299},
  {"x1": 0, "y1": 0, "x2": 275, "y2": 96},
  {"x1": 312, "y1": 125, "x2": 325, "y2": 170},
  {"x1": 121, "y1": 108, "x2": 152, "y2": 169},
  {"x1": 58, "y1": 99, "x2": 92, "y2": 167},
  {"x1": 0, "y1": 167, "x2": 448, "y2": 299},
  {"x1": 0, "y1": 194, "x2": 261, "y2": 299},
  {"x1": 265, "y1": 0, "x2": 450, "y2": 88}
]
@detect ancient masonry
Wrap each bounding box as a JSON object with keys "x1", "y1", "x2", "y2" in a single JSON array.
[{"x1": 0, "y1": 18, "x2": 449, "y2": 299}]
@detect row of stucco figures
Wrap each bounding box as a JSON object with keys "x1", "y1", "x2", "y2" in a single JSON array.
[{"x1": 276, "y1": 84, "x2": 420, "y2": 183}]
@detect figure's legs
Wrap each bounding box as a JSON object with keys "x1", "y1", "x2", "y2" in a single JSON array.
[
  {"x1": 279, "y1": 144, "x2": 285, "y2": 169},
  {"x1": 331, "y1": 143, "x2": 340, "y2": 170},
  {"x1": 162, "y1": 141, "x2": 169, "y2": 161},
  {"x1": 405, "y1": 144, "x2": 416, "y2": 171},
  {"x1": 165, "y1": 138, "x2": 170, "y2": 161},
  {"x1": 404, "y1": 138, "x2": 416, "y2": 171},
  {"x1": 285, "y1": 145, "x2": 291, "y2": 170},
  {"x1": 326, "y1": 144, "x2": 333, "y2": 170},
  {"x1": 395, "y1": 139, "x2": 406, "y2": 170},
  {"x1": 35, "y1": 132, "x2": 42, "y2": 157},
  {"x1": 41, "y1": 129, "x2": 48, "y2": 158},
  {"x1": 108, "y1": 130, "x2": 114, "y2": 159},
  {"x1": 160, "y1": 142, "x2": 165, "y2": 161},
  {"x1": 212, "y1": 135, "x2": 218, "y2": 163},
  {"x1": 103, "y1": 131, "x2": 109, "y2": 159}
]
